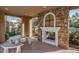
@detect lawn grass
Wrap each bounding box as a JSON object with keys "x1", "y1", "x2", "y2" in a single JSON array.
[{"x1": 69, "y1": 29, "x2": 79, "y2": 33}]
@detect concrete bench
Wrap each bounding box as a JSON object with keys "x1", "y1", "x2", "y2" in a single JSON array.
[{"x1": 1, "y1": 43, "x2": 24, "y2": 53}]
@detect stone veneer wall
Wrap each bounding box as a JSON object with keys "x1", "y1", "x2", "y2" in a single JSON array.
[{"x1": 38, "y1": 7, "x2": 69, "y2": 48}]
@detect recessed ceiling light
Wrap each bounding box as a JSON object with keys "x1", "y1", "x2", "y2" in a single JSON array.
[
  {"x1": 43, "y1": 6, "x2": 46, "y2": 8},
  {"x1": 5, "y1": 8, "x2": 8, "y2": 11}
]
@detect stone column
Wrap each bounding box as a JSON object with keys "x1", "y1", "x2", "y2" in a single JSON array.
[{"x1": 38, "y1": 14, "x2": 44, "y2": 41}]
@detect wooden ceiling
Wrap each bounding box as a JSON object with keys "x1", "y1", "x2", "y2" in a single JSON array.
[
  {"x1": 0, "y1": 6, "x2": 79, "y2": 17},
  {"x1": 0, "y1": 6, "x2": 59, "y2": 17}
]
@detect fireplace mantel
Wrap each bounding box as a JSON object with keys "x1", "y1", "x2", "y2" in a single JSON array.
[
  {"x1": 40, "y1": 27, "x2": 60, "y2": 47},
  {"x1": 40, "y1": 27, "x2": 60, "y2": 32}
]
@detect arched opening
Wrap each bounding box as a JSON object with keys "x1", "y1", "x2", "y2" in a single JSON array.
[{"x1": 43, "y1": 12, "x2": 56, "y2": 27}]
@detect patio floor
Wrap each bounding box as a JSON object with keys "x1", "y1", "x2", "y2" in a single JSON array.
[
  {"x1": 21, "y1": 41, "x2": 79, "y2": 53},
  {"x1": 0, "y1": 40, "x2": 79, "y2": 53},
  {"x1": 0, "y1": 35, "x2": 79, "y2": 53}
]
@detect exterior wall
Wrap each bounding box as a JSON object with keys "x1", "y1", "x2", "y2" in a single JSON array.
[
  {"x1": 38, "y1": 7, "x2": 69, "y2": 48},
  {"x1": 21, "y1": 16, "x2": 31, "y2": 37},
  {"x1": 0, "y1": 11, "x2": 5, "y2": 43}
]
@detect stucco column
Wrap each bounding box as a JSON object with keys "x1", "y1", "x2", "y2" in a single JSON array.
[
  {"x1": 0, "y1": 11, "x2": 5, "y2": 43},
  {"x1": 21, "y1": 16, "x2": 31, "y2": 37}
]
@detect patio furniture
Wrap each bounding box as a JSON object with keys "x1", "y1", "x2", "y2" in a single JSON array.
[
  {"x1": 21, "y1": 34, "x2": 32, "y2": 45},
  {"x1": 21, "y1": 37, "x2": 32, "y2": 44},
  {"x1": 26, "y1": 37, "x2": 32, "y2": 44},
  {"x1": 1, "y1": 42, "x2": 24, "y2": 53}
]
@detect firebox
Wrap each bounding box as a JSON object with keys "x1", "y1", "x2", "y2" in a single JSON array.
[{"x1": 46, "y1": 31, "x2": 55, "y2": 41}]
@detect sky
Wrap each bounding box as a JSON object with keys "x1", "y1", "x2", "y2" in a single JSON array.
[
  {"x1": 7, "y1": 16, "x2": 21, "y2": 22},
  {"x1": 69, "y1": 9, "x2": 79, "y2": 17}
]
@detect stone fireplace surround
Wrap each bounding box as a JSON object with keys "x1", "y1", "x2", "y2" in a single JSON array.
[{"x1": 40, "y1": 12, "x2": 60, "y2": 47}]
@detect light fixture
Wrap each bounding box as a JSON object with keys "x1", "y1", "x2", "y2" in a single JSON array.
[
  {"x1": 43, "y1": 6, "x2": 46, "y2": 8},
  {"x1": 5, "y1": 8, "x2": 8, "y2": 11}
]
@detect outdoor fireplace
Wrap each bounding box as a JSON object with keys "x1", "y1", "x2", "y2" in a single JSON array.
[
  {"x1": 46, "y1": 32, "x2": 55, "y2": 41},
  {"x1": 40, "y1": 12, "x2": 60, "y2": 47}
]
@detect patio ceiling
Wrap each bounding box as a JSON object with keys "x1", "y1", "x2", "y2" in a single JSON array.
[{"x1": 0, "y1": 6, "x2": 59, "y2": 17}]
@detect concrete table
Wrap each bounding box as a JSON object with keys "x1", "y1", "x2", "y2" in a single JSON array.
[
  {"x1": 26, "y1": 37, "x2": 32, "y2": 45},
  {"x1": 25, "y1": 34, "x2": 32, "y2": 44},
  {"x1": 1, "y1": 43, "x2": 24, "y2": 53},
  {"x1": 21, "y1": 34, "x2": 32, "y2": 45}
]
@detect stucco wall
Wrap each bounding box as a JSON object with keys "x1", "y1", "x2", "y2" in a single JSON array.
[{"x1": 0, "y1": 11, "x2": 5, "y2": 43}]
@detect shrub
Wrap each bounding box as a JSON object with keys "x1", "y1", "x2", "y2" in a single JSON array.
[
  {"x1": 5, "y1": 33, "x2": 9, "y2": 41},
  {"x1": 8, "y1": 32, "x2": 16, "y2": 37},
  {"x1": 70, "y1": 31, "x2": 79, "y2": 45},
  {"x1": 8, "y1": 32, "x2": 17, "y2": 36}
]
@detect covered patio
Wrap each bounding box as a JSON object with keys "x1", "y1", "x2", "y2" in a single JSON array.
[{"x1": 0, "y1": 6, "x2": 79, "y2": 53}]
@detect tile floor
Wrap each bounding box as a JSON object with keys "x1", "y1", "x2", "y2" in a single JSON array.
[
  {"x1": 0, "y1": 35, "x2": 79, "y2": 53},
  {"x1": 0, "y1": 40, "x2": 79, "y2": 53}
]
